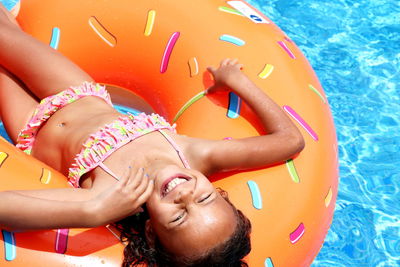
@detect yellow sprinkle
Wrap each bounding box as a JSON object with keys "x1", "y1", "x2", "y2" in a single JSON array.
[
  {"x1": 40, "y1": 168, "x2": 52, "y2": 184},
  {"x1": 258, "y1": 64, "x2": 274, "y2": 79},
  {"x1": 325, "y1": 187, "x2": 333, "y2": 207},
  {"x1": 144, "y1": 10, "x2": 156, "y2": 36},
  {"x1": 0, "y1": 152, "x2": 8, "y2": 167}
]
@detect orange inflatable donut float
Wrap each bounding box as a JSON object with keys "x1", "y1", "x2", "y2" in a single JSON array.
[{"x1": 0, "y1": 0, "x2": 338, "y2": 266}]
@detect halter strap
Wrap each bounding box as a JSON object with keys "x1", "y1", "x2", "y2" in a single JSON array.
[
  {"x1": 158, "y1": 129, "x2": 191, "y2": 169},
  {"x1": 98, "y1": 162, "x2": 121, "y2": 181},
  {"x1": 97, "y1": 129, "x2": 190, "y2": 181}
]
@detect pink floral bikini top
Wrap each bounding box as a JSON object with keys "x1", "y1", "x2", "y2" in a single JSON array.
[{"x1": 68, "y1": 112, "x2": 191, "y2": 187}]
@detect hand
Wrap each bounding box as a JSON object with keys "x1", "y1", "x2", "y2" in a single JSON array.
[
  {"x1": 89, "y1": 167, "x2": 154, "y2": 225},
  {"x1": 206, "y1": 58, "x2": 244, "y2": 94}
]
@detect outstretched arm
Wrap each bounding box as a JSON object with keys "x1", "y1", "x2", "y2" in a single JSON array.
[
  {"x1": 0, "y1": 190, "x2": 95, "y2": 231},
  {"x1": 0, "y1": 167, "x2": 153, "y2": 231},
  {"x1": 204, "y1": 59, "x2": 305, "y2": 173}
]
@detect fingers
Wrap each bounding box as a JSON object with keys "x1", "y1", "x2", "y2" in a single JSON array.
[
  {"x1": 208, "y1": 58, "x2": 242, "y2": 72},
  {"x1": 221, "y1": 58, "x2": 231, "y2": 66},
  {"x1": 124, "y1": 167, "x2": 154, "y2": 197},
  {"x1": 134, "y1": 176, "x2": 154, "y2": 205},
  {"x1": 126, "y1": 167, "x2": 146, "y2": 190},
  {"x1": 221, "y1": 58, "x2": 239, "y2": 66},
  {"x1": 117, "y1": 165, "x2": 132, "y2": 186}
]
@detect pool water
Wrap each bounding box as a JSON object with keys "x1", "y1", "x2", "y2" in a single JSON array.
[
  {"x1": 246, "y1": 0, "x2": 400, "y2": 266},
  {"x1": 1, "y1": 0, "x2": 399, "y2": 266}
]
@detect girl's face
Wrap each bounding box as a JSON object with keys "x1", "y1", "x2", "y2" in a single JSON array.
[{"x1": 145, "y1": 165, "x2": 237, "y2": 257}]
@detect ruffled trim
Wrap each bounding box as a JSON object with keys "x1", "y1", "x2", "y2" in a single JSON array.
[
  {"x1": 16, "y1": 82, "x2": 112, "y2": 154},
  {"x1": 68, "y1": 113, "x2": 176, "y2": 188}
]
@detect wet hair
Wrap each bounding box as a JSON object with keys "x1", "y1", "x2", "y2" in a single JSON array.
[{"x1": 114, "y1": 188, "x2": 252, "y2": 267}]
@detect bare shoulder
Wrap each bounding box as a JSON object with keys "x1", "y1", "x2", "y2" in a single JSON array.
[{"x1": 174, "y1": 134, "x2": 219, "y2": 175}]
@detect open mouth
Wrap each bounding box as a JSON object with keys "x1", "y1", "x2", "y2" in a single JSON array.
[{"x1": 161, "y1": 174, "x2": 191, "y2": 197}]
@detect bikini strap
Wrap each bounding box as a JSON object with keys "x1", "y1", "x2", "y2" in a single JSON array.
[
  {"x1": 98, "y1": 130, "x2": 190, "y2": 180},
  {"x1": 158, "y1": 129, "x2": 191, "y2": 169},
  {"x1": 98, "y1": 162, "x2": 120, "y2": 181}
]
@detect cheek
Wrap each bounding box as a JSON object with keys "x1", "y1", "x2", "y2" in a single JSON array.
[{"x1": 146, "y1": 196, "x2": 169, "y2": 221}]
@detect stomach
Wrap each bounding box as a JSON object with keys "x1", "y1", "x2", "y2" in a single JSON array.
[{"x1": 32, "y1": 96, "x2": 120, "y2": 174}]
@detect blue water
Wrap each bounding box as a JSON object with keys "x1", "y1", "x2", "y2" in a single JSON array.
[
  {"x1": 1, "y1": 0, "x2": 399, "y2": 266},
  {"x1": 246, "y1": 0, "x2": 400, "y2": 266}
]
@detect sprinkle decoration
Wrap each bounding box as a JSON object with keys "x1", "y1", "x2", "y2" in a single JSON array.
[
  {"x1": 218, "y1": 6, "x2": 244, "y2": 16},
  {"x1": 219, "y1": 34, "x2": 245, "y2": 46},
  {"x1": 188, "y1": 57, "x2": 199, "y2": 77},
  {"x1": 55, "y1": 229, "x2": 69, "y2": 254},
  {"x1": 286, "y1": 159, "x2": 300, "y2": 183},
  {"x1": 2, "y1": 230, "x2": 16, "y2": 261},
  {"x1": 88, "y1": 16, "x2": 117, "y2": 47},
  {"x1": 40, "y1": 168, "x2": 52, "y2": 184},
  {"x1": 49, "y1": 27, "x2": 60, "y2": 49},
  {"x1": 264, "y1": 258, "x2": 274, "y2": 267},
  {"x1": 144, "y1": 10, "x2": 156, "y2": 36},
  {"x1": 227, "y1": 92, "x2": 242, "y2": 119},
  {"x1": 247, "y1": 180, "x2": 262, "y2": 210},
  {"x1": 0, "y1": 152, "x2": 8, "y2": 167},
  {"x1": 325, "y1": 187, "x2": 333, "y2": 207},
  {"x1": 278, "y1": 41, "x2": 296, "y2": 59},
  {"x1": 258, "y1": 64, "x2": 274, "y2": 79},
  {"x1": 173, "y1": 90, "x2": 206, "y2": 123},
  {"x1": 290, "y1": 223, "x2": 305, "y2": 244},
  {"x1": 308, "y1": 84, "x2": 327, "y2": 104},
  {"x1": 160, "y1": 32, "x2": 180, "y2": 73},
  {"x1": 283, "y1": 105, "x2": 318, "y2": 141}
]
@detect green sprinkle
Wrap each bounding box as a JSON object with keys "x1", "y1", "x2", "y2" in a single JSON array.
[
  {"x1": 218, "y1": 6, "x2": 243, "y2": 16},
  {"x1": 308, "y1": 84, "x2": 326, "y2": 104},
  {"x1": 286, "y1": 159, "x2": 300, "y2": 183},
  {"x1": 173, "y1": 91, "x2": 207, "y2": 123}
]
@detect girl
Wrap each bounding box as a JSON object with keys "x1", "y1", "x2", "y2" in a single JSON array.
[{"x1": 0, "y1": 4, "x2": 304, "y2": 266}]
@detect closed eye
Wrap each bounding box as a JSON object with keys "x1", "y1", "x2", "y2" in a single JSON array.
[
  {"x1": 171, "y1": 212, "x2": 185, "y2": 223},
  {"x1": 198, "y1": 193, "x2": 212, "y2": 203}
]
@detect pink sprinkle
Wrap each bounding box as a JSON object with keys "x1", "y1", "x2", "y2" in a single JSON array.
[
  {"x1": 160, "y1": 32, "x2": 180, "y2": 73},
  {"x1": 290, "y1": 223, "x2": 305, "y2": 244},
  {"x1": 278, "y1": 41, "x2": 296, "y2": 59},
  {"x1": 223, "y1": 137, "x2": 233, "y2": 140},
  {"x1": 55, "y1": 229, "x2": 69, "y2": 254},
  {"x1": 283, "y1": 105, "x2": 318, "y2": 141}
]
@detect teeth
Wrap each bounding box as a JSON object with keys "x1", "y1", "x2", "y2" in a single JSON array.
[{"x1": 165, "y1": 178, "x2": 187, "y2": 194}]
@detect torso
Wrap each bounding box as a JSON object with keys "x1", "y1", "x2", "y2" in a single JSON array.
[{"x1": 31, "y1": 96, "x2": 209, "y2": 189}]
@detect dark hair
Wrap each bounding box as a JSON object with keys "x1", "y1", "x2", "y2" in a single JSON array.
[{"x1": 114, "y1": 189, "x2": 252, "y2": 267}]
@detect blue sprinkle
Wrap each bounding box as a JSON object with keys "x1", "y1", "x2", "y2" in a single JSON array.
[
  {"x1": 247, "y1": 180, "x2": 262, "y2": 210},
  {"x1": 265, "y1": 257, "x2": 274, "y2": 267},
  {"x1": 2, "y1": 230, "x2": 16, "y2": 261},
  {"x1": 49, "y1": 27, "x2": 60, "y2": 49},
  {"x1": 219, "y1": 34, "x2": 245, "y2": 46},
  {"x1": 227, "y1": 92, "x2": 242, "y2": 119}
]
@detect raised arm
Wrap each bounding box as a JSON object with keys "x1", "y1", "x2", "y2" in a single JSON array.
[
  {"x1": 0, "y1": 167, "x2": 153, "y2": 231},
  {"x1": 204, "y1": 59, "x2": 305, "y2": 173}
]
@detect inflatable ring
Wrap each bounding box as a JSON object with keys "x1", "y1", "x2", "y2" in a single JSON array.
[{"x1": 0, "y1": 0, "x2": 338, "y2": 266}]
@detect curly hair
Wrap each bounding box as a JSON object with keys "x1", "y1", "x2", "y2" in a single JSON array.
[{"x1": 114, "y1": 189, "x2": 252, "y2": 267}]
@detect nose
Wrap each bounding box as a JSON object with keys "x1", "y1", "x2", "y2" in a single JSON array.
[{"x1": 174, "y1": 186, "x2": 194, "y2": 204}]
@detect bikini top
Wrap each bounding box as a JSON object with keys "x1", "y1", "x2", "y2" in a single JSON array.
[{"x1": 68, "y1": 112, "x2": 191, "y2": 188}]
